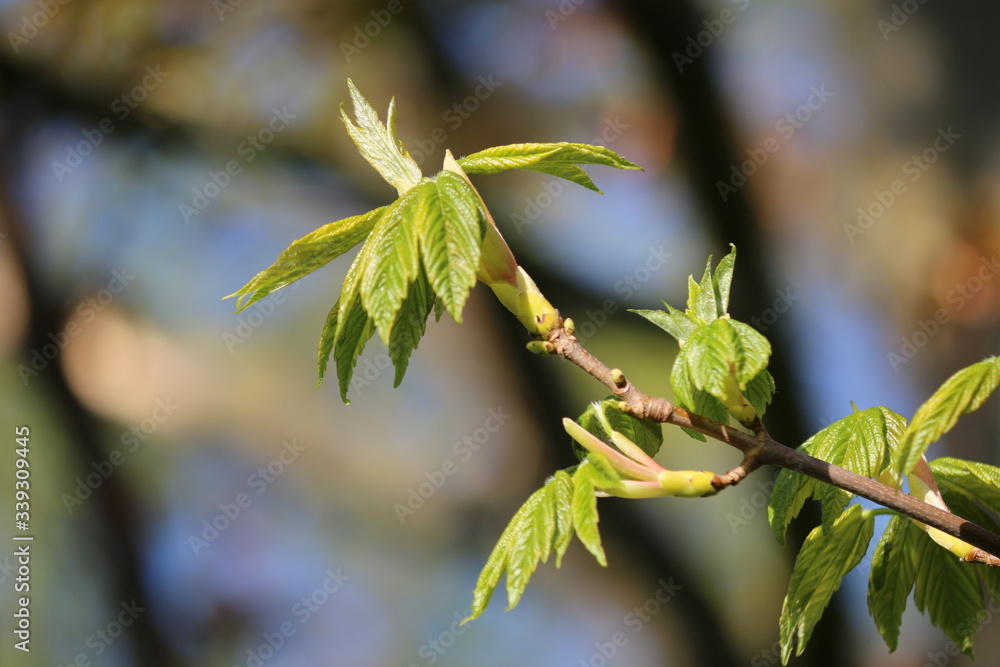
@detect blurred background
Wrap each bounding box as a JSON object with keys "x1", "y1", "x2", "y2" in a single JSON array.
[{"x1": 2, "y1": 0, "x2": 1000, "y2": 665}]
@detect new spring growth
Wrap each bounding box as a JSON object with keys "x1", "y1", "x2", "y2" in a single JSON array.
[
  {"x1": 562, "y1": 418, "x2": 718, "y2": 499},
  {"x1": 441, "y1": 151, "x2": 561, "y2": 337},
  {"x1": 908, "y1": 456, "x2": 978, "y2": 561}
]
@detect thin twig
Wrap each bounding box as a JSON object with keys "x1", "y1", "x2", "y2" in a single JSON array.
[{"x1": 545, "y1": 326, "x2": 1000, "y2": 562}]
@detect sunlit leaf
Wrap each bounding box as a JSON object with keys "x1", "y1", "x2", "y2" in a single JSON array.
[
  {"x1": 714, "y1": 245, "x2": 737, "y2": 316},
  {"x1": 387, "y1": 269, "x2": 435, "y2": 386},
  {"x1": 691, "y1": 258, "x2": 718, "y2": 324},
  {"x1": 457, "y1": 142, "x2": 641, "y2": 193},
  {"x1": 670, "y1": 348, "x2": 728, "y2": 441},
  {"x1": 929, "y1": 457, "x2": 1000, "y2": 515},
  {"x1": 341, "y1": 80, "x2": 422, "y2": 194},
  {"x1": 744, "y1": 369, "x2": 775, "y2": 419},
  {"x1": 769, "y1": 407, "x2": 904, "y2": 541},
  {"x1": 332, "y1": 294, "x2": 375, "y2": 403},
  {"x1": 684, "y1": 319, "x2": 771, "y2": 399},
  {"x1": 630, "y1": 304, "x2": 699, "y2": 344},
  {"x1": 779, "y1": 505, "x2": 874, "y2": 663},
  {"x1": 895, "y1": 357, "x2": 1000, "y2": 479},
  {"x1": 358, "y1": 179, "x2": 429, "y2": 343},
  {"x1": 912, "y1": 528, "x2": 985, "y2": 657},
  {"x1": 417, "y1": 171, "x2": 487, "y2": 322},
  {"x1": 867, "y1": 515, "x2": 920, "y2": 652},
  {"x1": 226, "y1": 207, "x2": 384, "y2": 312},
  {"x1": 465, "y1": 457, "x2": 620, "y2": 623}
]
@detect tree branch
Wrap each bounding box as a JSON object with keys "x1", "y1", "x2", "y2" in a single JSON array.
[{"x1": 546, "y1": 327, "x2": 1000, "y2": 565}]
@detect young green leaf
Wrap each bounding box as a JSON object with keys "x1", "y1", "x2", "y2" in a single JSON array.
[
  {"x1": 632, "y1": 245, "x2": 737, "y2": 340},
  {"x1": 226, "y1": 206, "x2": 385, "y2": 312},
  {"x1": 387, "y1": 269, "x2": 435, "y2": 386},
  {"x1": 571, "y1": 457, "x2": 616, "y2": 565},
  {"x1": 574, "y1": 398, "x2": 663, "y2": 461},
  {"x1": 630, "y1": 304, "x2": 699, "y2": 344},
  {"x1": 713, "y1": 245, "x2": 737, "y2": 316},
  {"x1": 744, "y1": 369, "x2": 775, "y2": 418},
  {"x1": 549, "y1": 471, "x2": 576, "y2": 568},
  {"x1": 912, "y1": 526, "x2": 986, "y2": 657},
  {"x1": 669, "y1": 348, "x2": 729, "y2": 441},
  {"x1": 768, "y1": 407, "x2": 904, "y2": 542},
  {"x1": 930, "y1": 457, "x2": 1000, "y2": 513},
  {"x1": 327, "y1": 294, "x2": 375, "y2": 403},
  {"x1": 358, "y1": 179, "x2": 428, "y2": 343},
  {"x1": 340, "y1": 79, "x2": 422, "y2": 194},
  {"x1": 465, "y1": 458, "x2": 619, "y2": 623},
  {"x1": 867, "y1": 515, "x2": 921, "y2": 652},
  {"x1": 684, "y1": 319, "x2": 771, "y2": 399},
  {"x1": 504, "y1": 479, "x2": 557, "y2": 608},
  {"x1": 457, "y1": 142, "x2": 641, "y2": 193},
  {"x1": 690, "y1": 258, "x2": 718, "y2": 324},
  {"x1": 416, "y1": 171, "x2": 488, "y2": 322},
  {"x1": 894, "y1": 357, "x2": 1000, "y2": 479},
  {"x1": 779, "y1": 504, "x2": 874, "y2": 664},
  {"x1": 467, "y1": 484, "x2": 547, "y2": 620}
]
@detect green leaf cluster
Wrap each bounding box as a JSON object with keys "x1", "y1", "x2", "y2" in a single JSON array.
[
  {"x1": 466, "y1": 454, "x2": 622, "y2": 622},
  {"x1": 227, "y1": 81, "x2": 642, "y2": 402},
  {"x1": 767, "y1": 358, "x2": 1000, "y2": 663},
  {"x1": 632, "y1": 246, "x2": 774, "y2": 434},
  {"x1": 769, "y1": 406, "x2": 904, "y2": 544},
  {"x1": 867, "y1": 456, "x2": 1000, "y2": 657},
  {"x1": 316, "y1": 171, "x2": 488, "y2": 401}
]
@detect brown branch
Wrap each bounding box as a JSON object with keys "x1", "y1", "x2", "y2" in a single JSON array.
[{"x1": 546, "y1": 327, "x2": 1000, "y2": 564}]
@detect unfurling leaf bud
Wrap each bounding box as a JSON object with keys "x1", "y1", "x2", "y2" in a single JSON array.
[{"x1": 514, "y1": 267, "x2": 561, "y2": 336}]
